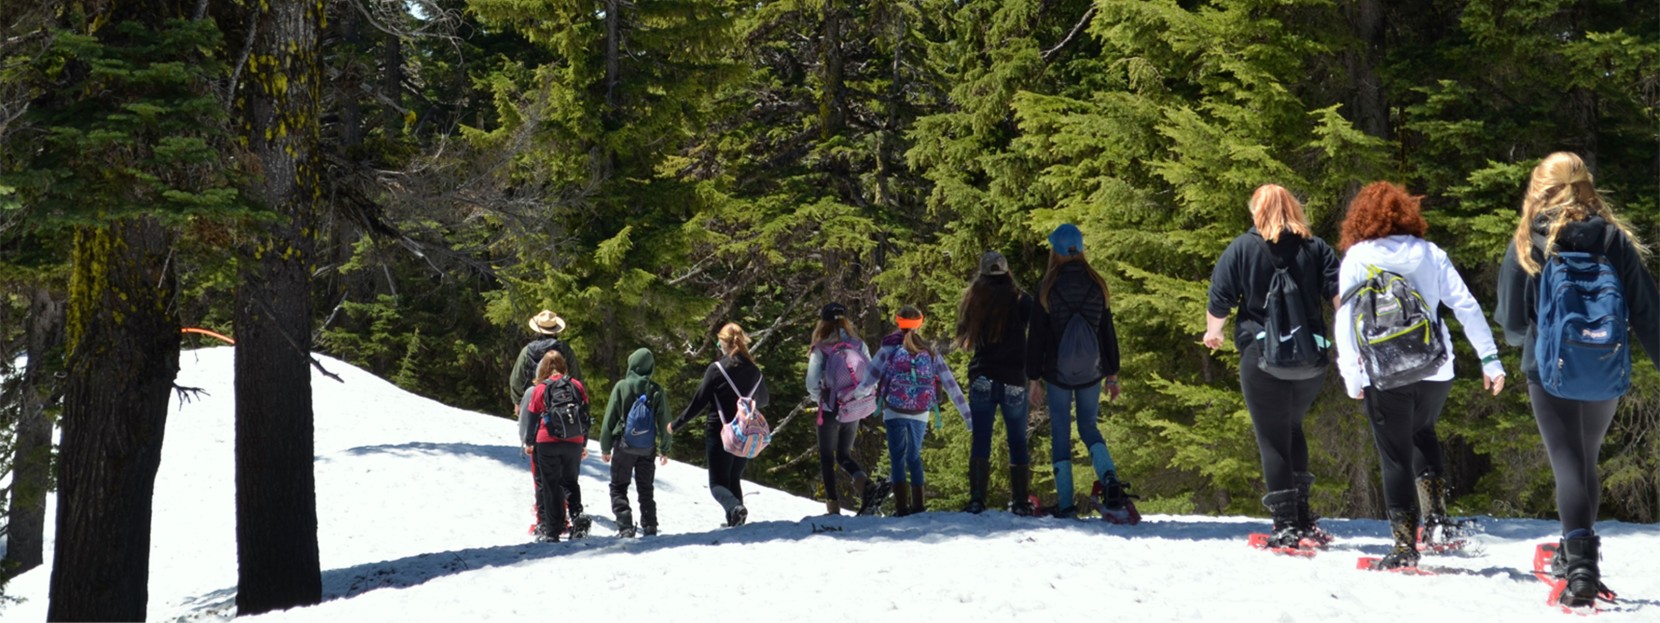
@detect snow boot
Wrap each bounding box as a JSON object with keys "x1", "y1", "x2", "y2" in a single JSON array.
[
  {"x1": 1261, "y1": 489, "x2": 1307, "y2": 549},
  {"x1": 1370, "y1": 509, "x2": 1421, "y2": 570},
  {"x1": 1559, "y1": 533, "x2": 1603, "y2": 608},
  {"x1": 725, "y1": 504, "x2": 748, "y2": 528},
  {"x1": 892, "y1": 483, "x2": 912, "y2": 517},
  {"x1": 1094, "y1": 472, "x2": 1141, "y2": 525},
  {"x1": 909, "y1": 484, "x2": 926, "y2": 515},
  {"x1": 1008, "y1": 464, "x2": 1033, "y2": 516},
  {"x1": 569, "y1": 513, "x2": 592, "y2": 539},
  {"x1": 825, "y1": 498, "x2": 842, "y2": 516},
  {"x1": 617, "y1": 523, "x2": 637, "y2": 539},
  {"x1": 1415, "y1": 471, "x2": 1472, "y2": 546},
  {"x1": 1294, "y1": 472, "x2": 1332, "y2": 547},
  {"x1": 963, "y1": 458, "x2": 989, "y2": 513},
  {"x1": 642, "y1": 524, "x2": 659, "y2": 537}
]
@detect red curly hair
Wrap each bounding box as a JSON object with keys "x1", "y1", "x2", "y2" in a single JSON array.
[{"x1": 1339, "y1": 181, "x2": 1428, "y2": 251}]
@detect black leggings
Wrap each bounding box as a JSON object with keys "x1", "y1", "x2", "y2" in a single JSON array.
[
  {"x1": 534, "y1": 442, "x2": 583, "y2": 533},
  {"x1": 1362, "y1": 380, "x2": 1453, "y2": 512},
  {"x1": 817, "y1": 416, "x2": 865, "y2": 500},
  {"x1": 1239, "y1": 342, "x2": 1326, "y2": 492},
  {"x1": 705, "y1": 426, "x2": 749, "y2": 512},
  {"x1": 1529, "y1": 383, "x2": 1618, "y2": 535}
]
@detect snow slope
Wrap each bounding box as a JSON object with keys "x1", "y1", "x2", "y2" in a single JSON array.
[{"x1": 5, "y1": 347, "x2": 1659, "y2": 622}]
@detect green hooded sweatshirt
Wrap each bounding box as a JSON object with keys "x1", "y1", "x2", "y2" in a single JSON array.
[{"x1": 600, "y1": 348, "x2": 671, "y2": 455}]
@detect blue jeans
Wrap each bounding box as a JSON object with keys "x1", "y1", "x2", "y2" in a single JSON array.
[
  {"x1": 885, "y1": 418, "x2": 927, "y2": 486},
  {"x1": 1047, "y1": 381, "x2": 1105, "y2": 464},
  {"x1": 969, "y1": 376, "x2": 1030, "y2": 465}
]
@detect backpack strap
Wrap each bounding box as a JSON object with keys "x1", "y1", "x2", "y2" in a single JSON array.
[{"x1": 713, "y1": 361, "x2": 762, "y2": 420}]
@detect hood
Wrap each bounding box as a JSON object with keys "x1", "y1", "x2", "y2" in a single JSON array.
[
  {"x1": 881, "y1": 331, "x2": 906, "y2": 347},
  {"x1": 1346, "y1": 235, "x2": 1430, "y2": 274},
  {"x1": 1531, "y1": 214, "x2": 1609, "y2": 253},
  {"x1": 626, "y1": 348, "x2": 654, "y2": 378}
]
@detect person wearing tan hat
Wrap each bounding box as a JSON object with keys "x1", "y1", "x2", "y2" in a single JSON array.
[{"x1": 507, "y1": 309, "x2": 588, "y2": 538}]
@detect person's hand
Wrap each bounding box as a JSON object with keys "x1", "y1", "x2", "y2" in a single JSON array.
[
  {"x1": 580, "y1": 448, "x2": 589, "y2": 460},
  {"x1": 1351, "y1": 390, "x2": 1364, "y2": 400},
  {"x1": 658, "y1": 455, "x2": 669, "y2": 466},
  {"x1": 1202, "y1": 330, "x2": 1225, "y2": 350},
  {"x1": 1484, "y1": 373, "x2": 1506, "y2": 396},
  {"x1": 523, "y1": 445, "x2": 534, "y2": 456},
  {"x1": 667, "y1": 423, "x2": 676, "y2": 435},
  {"x1": 602, "y1": 453, "x2": 611, "y2": 463},
  {"x1": 1104, "y1": 376, "x2": 1120, "y2": 402},
  {"x1": 1028, "y1": 380, "x2": 1045, "y2": 408}
]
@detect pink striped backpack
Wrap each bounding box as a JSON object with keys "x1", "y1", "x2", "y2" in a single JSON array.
[{"x1": 715, "y1": 362, "x2": 770, "y2": 458}]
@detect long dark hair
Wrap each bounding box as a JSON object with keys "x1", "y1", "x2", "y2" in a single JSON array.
[
  {"x1": 1038, "y1": 251, "x2": 1110, "y2": 312},
  {"x1": 955, "y1": 273, "x2": 1022, "y2": 351},
  {"x1": 811, "y1": 317, "x2": 861, "y2": 346}
]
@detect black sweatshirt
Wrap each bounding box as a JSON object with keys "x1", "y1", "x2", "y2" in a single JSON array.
[
  {"x1": 671, "y1": 354, "x2": 771, "y2": 432},
  {"x1": 1494, "y1": 216, "x2": 1660, "y2": 383},
  {"x1": 1206, "y1": 228, "x2": 1340, "y2": 351},
  {"x1": 1026, "y1": 263, "x2": 1120, "y2": 389},
  {"x1": 963, "y1": 292, "x2": 1034, "y2": 388}
]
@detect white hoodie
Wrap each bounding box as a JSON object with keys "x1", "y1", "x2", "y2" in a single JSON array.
[{"x1": 1334, "y1": 235, "x2": 1505, "y2": 398}]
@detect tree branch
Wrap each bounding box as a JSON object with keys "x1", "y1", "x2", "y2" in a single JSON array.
[{"x1": 1042, "y1": 6, "x2": 1096, "y2": 62}]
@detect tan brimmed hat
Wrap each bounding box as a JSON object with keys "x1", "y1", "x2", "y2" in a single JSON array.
[{"x1": 527, "y1": 310, "x2": 567, "y2": 335}]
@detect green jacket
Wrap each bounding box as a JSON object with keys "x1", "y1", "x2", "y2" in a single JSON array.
[{"x1": 600, "y1": 348, "x2": 671, "y2": 455}]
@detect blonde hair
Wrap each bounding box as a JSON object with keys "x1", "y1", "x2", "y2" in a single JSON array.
[
  {"x1": 718, "y1": 323, "x2": 753, "y2": 363},
  {"x1": 535, "y1": 350, "x2": 567, "y2": 383},
  {"x1": 1249, "y1": 184, "x2": 1313, "y2": 243},
  {"x1": 897, "y1": 306, "x2": 930, "y2": 355},
  {"x1": 1512, "y1": 151, "x2": 1647, "y2": 275}
]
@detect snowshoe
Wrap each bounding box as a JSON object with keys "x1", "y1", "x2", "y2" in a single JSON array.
[
  {"x1": 642, "y1": 525, "x2": 659, "y2": 537},
  {"x1": 1417, "y1": 515, "x2": 1476, "y2": 554},
  {"x1": 726, "y1": 505, "x2": 749, "y2": 527},
  {"x1": 1356, "y1": 556, "x2": 1432, "y2": 575},
  {"x1": 1090, "y1": 478, "x2": 1142, "y2": 526},
  {"x1": 1533, "y1": 542, "x2": 1617, "y2": 610},
  {"x1": 1247, "y1": 530, "x2": 1317, "y2": 558},
  {"x1": 858, "y1": 478, "x2": 893, "y2": 516},
  {"x1": 617, "y1": 524, "x2": 637, "y2": 538},
  {"x1": 569, "y1": 514, "x2": 592, "y2": 539}
]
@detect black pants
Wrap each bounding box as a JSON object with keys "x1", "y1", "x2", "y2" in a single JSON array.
[
  {"x1": 1362, "y1": 380, "x2": 1454, "y2": 512},
  {"x1": 1239, "y1": 342, "x2": 1326, "y2": 491},
  {"x1": 534, "y1": 442, "x2": 583, "y2": 535},
  {"x1": 609, "y1": 450, "x2": 658, "y2": 529},
  {"x1": 705, "y1": 426, "x2": 748, "y2": 514},
  {"x1": 1529, "y1": 383, "x2": 1618, "y2": 534},
  {"x1": 817, "y1": 415, "x2": 864, "y2": 501}
]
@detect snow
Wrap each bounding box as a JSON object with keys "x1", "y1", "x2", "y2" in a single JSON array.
[{"x1": 5, "y1": 346, "x2": 1659, "y2": 622}]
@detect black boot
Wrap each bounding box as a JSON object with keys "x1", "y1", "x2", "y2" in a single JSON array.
[
  {"x1": 1294, "y1": 472, "x2": 1332, "y2": 547},
  {"x1": 1371, "y1": 509, "x2": 1420, "y2": 569},
  {"x1": 1261, "y1": 489, "x2": 1304, "y2": 549},
  {"x1": 857, "y1": 475, "x2": 892, "y2": 516},
  {"x1": 963, "y1": 458, "x2": 989, "y2": 513},
  {"x1": 1559, "y1": 534, "x2": 1604, "y2": 608},
  {"x1": 1415, "y1": 472, "x2": 1471, "y2": 545},
  {"x1": 1008, "y1": 464, "x2": 1033, "y2": 516}
]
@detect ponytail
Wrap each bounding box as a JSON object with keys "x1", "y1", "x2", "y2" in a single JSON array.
[
  {"x1": 896, "y1": 306, "x2": 929, "y2": 355},
  {"x1": 718, "y1": 322, "x2": 753, "y2": 363}
]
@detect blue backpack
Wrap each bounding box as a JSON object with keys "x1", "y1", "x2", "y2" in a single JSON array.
[
  {"x1": 1535, "y1": 250, "x2": 1630, "y2": 401},
  {"x1": 620, "y1": 389, "x2": 658, "y2": 455}
]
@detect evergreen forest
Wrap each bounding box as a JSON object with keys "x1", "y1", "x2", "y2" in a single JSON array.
[{"x1": 0, "y1": 0, "x2": 1656, "y2": 617}]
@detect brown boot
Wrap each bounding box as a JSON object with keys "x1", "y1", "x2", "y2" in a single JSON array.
[
  {"x1": 892, "y1": 483, "x2": 911, "y2": 517},
  {"x1": 910, "y1": 484, "x2": 925, "y2": 515},
  {"x1": 825, "y1": 499, "x2": 841, "y2": 516}
]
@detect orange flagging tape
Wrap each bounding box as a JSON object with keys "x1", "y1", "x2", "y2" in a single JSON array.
[{"x1": 181, "y1": 327, "x2": 235, "y2": 345}]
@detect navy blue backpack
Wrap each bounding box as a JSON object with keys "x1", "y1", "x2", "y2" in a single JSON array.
[
  {"x1": 1535, "y1": 250, "x2": 1630, "y2": 401},
  {"x1": 620, "y1": 389, "x2": 658, "y2": 455}
]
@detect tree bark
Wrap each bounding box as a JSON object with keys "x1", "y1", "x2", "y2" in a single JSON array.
[
  {"x1": 234, "y1": 0, "x2": 324, "y2": 615},
  {"x1": 47, "y1": 219, "x2": 180, "y2": 622},
  {"x1": 3, "y1": 285, "x2": 63, "y2": 576},
  {"x1": 1343, "y1": 0, "x2": 1388, "y2": 140}
]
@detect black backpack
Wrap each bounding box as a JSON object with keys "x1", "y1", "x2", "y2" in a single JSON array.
[
  {"x1": 524, "y1": 337, "x2": 564, "y2": 373},
  {"x1": 1341, "y1": 266, "x2": 1447, "y2": 390},
  {"x1": 1256, "y1": 239, "x2": 1328, "y2": 380},
  {"x1": 1051, "y1": 279, "x2": 1103, "y2": 386},
  {"x1": 540, "y1": 377, "x2": 589, "y2": 439}
]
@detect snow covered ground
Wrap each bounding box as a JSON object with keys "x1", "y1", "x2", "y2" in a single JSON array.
[{"x1": 5, "y1": 346, "x2": 1659, "y2": 622}]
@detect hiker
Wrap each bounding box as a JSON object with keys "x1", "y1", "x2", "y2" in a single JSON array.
[
  {"x1": 871, "y1": 306, "x2": 971, "y2": 516},
  {"x1": 1203, "y1": 184, "x2": 1339, "y2": 548},
  {"x1": 517, "y1": 350, "x2": 593, "y2": 542},
  {"x1": 1027, "y1": 224, "x2": 1135, "y2": 522},
  {"x1": 1494, "y1": 152, "x2": 1660, "y2": 608},
  {"x1": 805, "y1": 302, "x2": 888, "y2": 516},
  {"x1": 953, "y1": 251, "x2": 1035, "y2": 515},
  {"x1": 669, "y1": 323, "x2": 770, "y2": 527},
  {"x1": 1334, "y1": 181, "x2": 1506, "y2": 569},
  {"x1": 599, "y1": 347, "x2": 672, "y2": 538},
  {"x1": 507, "y1": 310, "x2": 585, "y2": 534}
]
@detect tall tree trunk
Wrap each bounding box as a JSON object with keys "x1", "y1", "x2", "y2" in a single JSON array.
[
  {"x1": 234, "y1": 0, "x2": 324, "y2": 615},
  {"x1": 818, "y1": 0, "x2": 846, "y2": 138},
  {"x1": 47, "y1": 219, "x2": 180, "y2": 622},
  {"x1": 1343, "y1": 0, "x2": 1388, "y2": 140},
  {"x1": 4, "y1": 285, "x2": 64, "y2": 576}
]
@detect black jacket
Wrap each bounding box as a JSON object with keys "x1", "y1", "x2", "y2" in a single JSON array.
[
  {"x1": 1026, "y1": 263, "x2": 1120, "y2": 389},
  {"x1": 1494, "y1": 216, "x2": 1660, "y2": 383},
  {"x1": 671, "y1": 354, "x2": 771, "y2": 432},
  {"x1": 964, "y1": 292, "x2": 1034, "y2": 387},
  {"x1": 1207, "y1": 228, "x2": 1340, "y2": 351}
]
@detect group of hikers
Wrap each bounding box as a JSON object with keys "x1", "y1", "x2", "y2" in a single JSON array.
[{"x1": 508, "y1": 151, "x2": 1647, "y2": 610}]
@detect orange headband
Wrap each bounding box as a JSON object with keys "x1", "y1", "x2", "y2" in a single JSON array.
[{"x1": 896, "y1": 315, "x2": 924, "y2": 331}]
